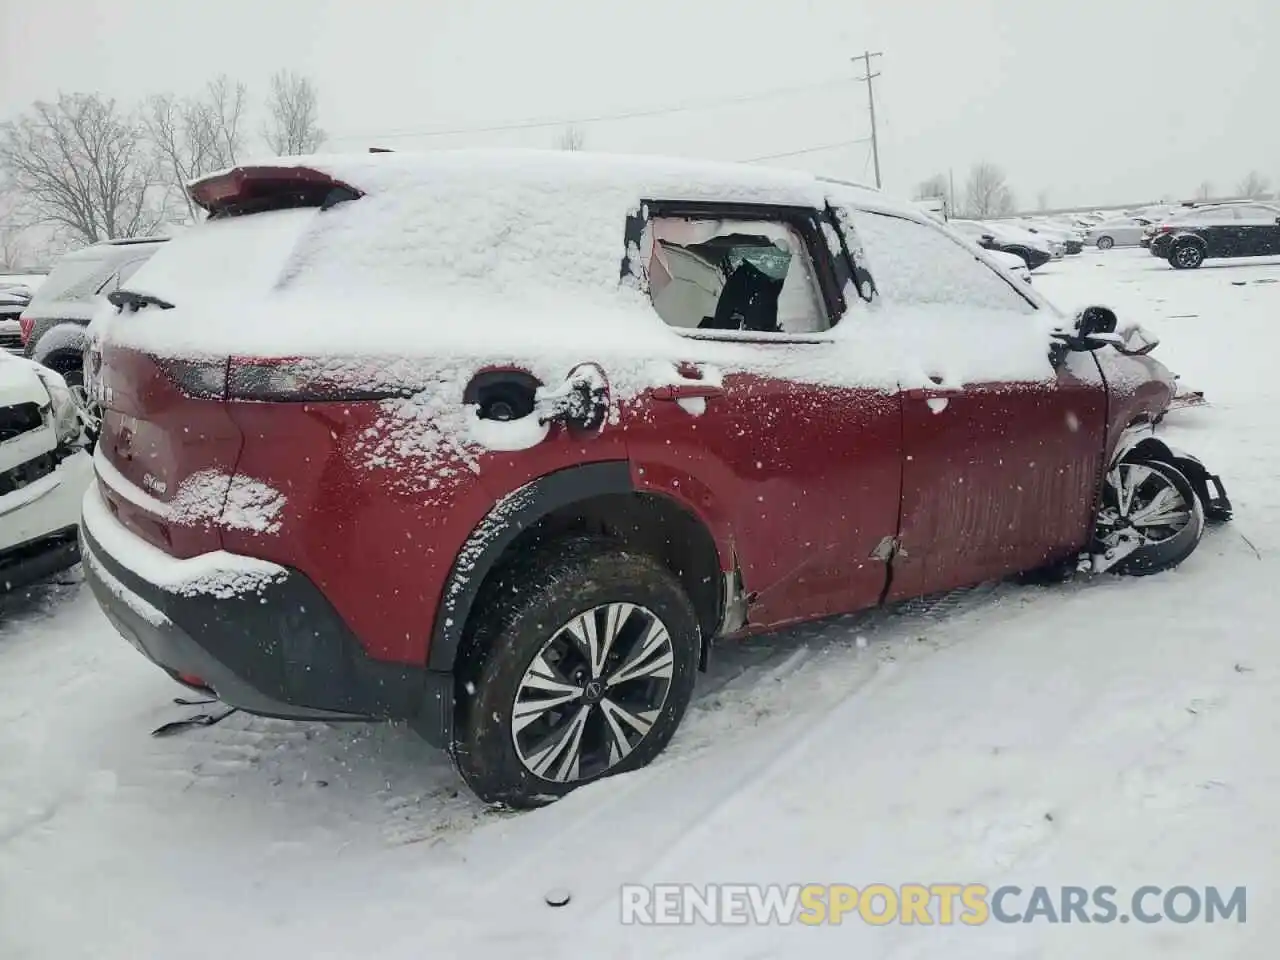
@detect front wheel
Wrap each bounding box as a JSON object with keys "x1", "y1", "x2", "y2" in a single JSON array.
[
  {"x1": 453, "y1": 537, "x2": 701, "y2": 808},
  {"x1": 1096, "y1": 236, "x2": 1115, "y2": 250},
  {"x1": 1169, "y1": 241, "x2": 1205, "y2": 269},
  {"x1": 1094, "y1": 460, "x2": 1204, "y2": 575}
]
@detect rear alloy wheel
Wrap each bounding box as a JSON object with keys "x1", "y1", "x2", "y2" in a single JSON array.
[
  {"x1": 1096, "y1": 236, "x2": 1115, "y2": 250},
  {"x1": 453, "y1": 537, "x2": 700, "y2": 808},
  {"x1": 1094, "y1": 460, "x2": 1205, "y2": 575},
  {"x1": 1170, "y1": 241, "x2": 1205, "y2": 269}
]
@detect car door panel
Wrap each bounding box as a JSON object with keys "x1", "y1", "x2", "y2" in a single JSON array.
[
  {"x1": 888, "y1": 353, "x2": 1106, "y2": 600},
  {"x1": 1232, "y1": 207, "x2": 1280, "y2": 256},
  {"x1": 628, "y1": 354, "x2": 902, "y2": 629},
  {"x1": 844, "y1": 206, "x2": 1109, "y2": 602},
  {"x1": 625, "y1": 202, "x2": 903, "y2": 631}
]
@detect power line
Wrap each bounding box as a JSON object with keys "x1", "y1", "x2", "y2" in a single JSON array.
[
  {"x1": 327, "y1": 76, "x2": 856, "y2": 143},
  {"x1": 740, "y1": 137, "x2": 873, "y2": 163}
]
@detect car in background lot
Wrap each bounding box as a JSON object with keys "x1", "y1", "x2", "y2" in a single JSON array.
[
  {"x1": 1007, "y1": 219, "x2": 1084, "y2": 255},
  {"x1": 986, "y1": 248, "x2": 1033, "y2": 283},
  {"x1": 18, "y1": 238, "x2": 167, "y2": 405},
  {"x1": 1, "y1": 352, "x2": 93, "y2": 591},
  {"x1": 1085, "y1": 217, "x2": 1153, "y2": 249},
  {"x1": 1, "y1": 287, "x2": 32, "y2": 357},
  {"x1": 1148, "y1": 203, "x2": 1280, "y2": 268},
  {"x1": 1, "y1": 275, "x2": 46, "y2": 355},
  {"x1": 80, "y1": 151, "x2": 1231, "y2": 808},
  {"x1": 948, "y1": 219, "x2": 1054, "y2": 270}
]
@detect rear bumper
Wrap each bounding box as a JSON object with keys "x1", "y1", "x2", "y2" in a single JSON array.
[
  {"x1": 1, "y1": 449, "x2": 92, "y2": 591},
  {"x1": 79, "y1": 482, "x2": 453, "y2": 746}
]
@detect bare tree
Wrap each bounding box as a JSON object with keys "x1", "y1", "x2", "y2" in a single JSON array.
[
  {"x1": 1195, "y1": 180, "x2": 1213, "y2": 201},
  {"x1": 0, "y1": 185, "x2": 28, "y2": 270},
  {"x1": 1237, "y1": 171, "x2": 1270, "y2": 198},
  {"x1": 0, "y1": 93, "x2": 164, "y2": 244},
  {"x1": 1036, "y1": 189, "x2": 1051, "y2": 211},
  {"x1": 556, "y1": 126, "x2": 586, "y2": 151},
  {"x1": 263, "y1": 71, "x2": 325, "y2": 156},
  {"x1": 913, "y1": 173, "x2": 949, "y2": 201},
  {"x1": 146, "y1": 76, "x2": 249, "y2": 222},
  {"x1": 963, "y1": 162, "x2": 1016, "y2": 218}
]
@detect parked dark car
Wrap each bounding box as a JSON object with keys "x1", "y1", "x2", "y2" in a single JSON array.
[
  {"x1": 947, "y1": 220, "x2": 1054, "y2": 270},
  {"x1": 18, "y1": 238, "x2": 167, "y2": 400},
  {"x1": 1148, "y1": 203, "x2": 1280, "y2": 267}
]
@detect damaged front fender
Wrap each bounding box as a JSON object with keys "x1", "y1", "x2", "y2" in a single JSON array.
[{"x1": 1111, "y1": 428, "x2": 1233, "y2": 523}]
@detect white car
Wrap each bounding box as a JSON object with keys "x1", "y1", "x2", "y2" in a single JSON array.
[
  {"x1": 1, "y1": 353, "x2": 94, "y2": 591},
  {"x1": 1085, "y1": 218, "x2": 1152, "y2": 249}
]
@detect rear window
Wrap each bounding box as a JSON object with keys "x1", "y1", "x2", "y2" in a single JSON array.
[
  {"x1": 123, "y1": 209, "x2": 317, "y2": 306},
  {"x1": 28, "y1": 254, "x2": 114, "y2": 306}
]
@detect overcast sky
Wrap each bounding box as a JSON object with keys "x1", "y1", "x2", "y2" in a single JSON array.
[{"x1": 3, "y1": 0, "x2": 1277, "y2": 209}]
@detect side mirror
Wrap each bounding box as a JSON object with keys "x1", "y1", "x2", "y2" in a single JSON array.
[
  {"x1": 1051, "y1": 305, "x2": 1120, "y2": 354},
  {"x1": 1116, "y1": 323, "x2": 1160, "y2": 356},
  {"x1": 1078, "y1": 305, "x2": 1117, "y2": 337}
]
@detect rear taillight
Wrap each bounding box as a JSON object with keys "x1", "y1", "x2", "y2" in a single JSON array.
[
  {"x1": 160, "y1": 358, "x2": 230, "y2": 399},
  {"x1": 159, "y1": 356, "x2": 406, "y2": 402},
  {"x1": 18, "y1": 314, "x2": 33, "y2": 345}
]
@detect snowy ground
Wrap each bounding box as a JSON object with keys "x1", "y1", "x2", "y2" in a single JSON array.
[{"x1": 2, "y1": 248, "x2": 1278, "y2": 959}]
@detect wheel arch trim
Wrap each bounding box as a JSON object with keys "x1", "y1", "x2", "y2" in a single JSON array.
[
  {"x1": 1111, "y1": 429, "x2": 1232, "y2": 523},
  {"x1": 427, "y1": 461, "x2": 733, "y2": 673},
  {"x1": 30, "y1": 323, "x2": 88, "y2": 366}
]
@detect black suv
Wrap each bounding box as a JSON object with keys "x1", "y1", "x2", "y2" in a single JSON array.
[{"x1": 1150, "y1": 203, "x2": 1280, "y2": 268}]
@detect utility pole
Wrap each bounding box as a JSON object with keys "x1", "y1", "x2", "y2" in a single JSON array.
[{"x1": 852, "y1": 50, "x2": 884, "y2": 189}]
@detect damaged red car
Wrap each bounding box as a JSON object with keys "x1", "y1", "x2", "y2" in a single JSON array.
[{"x1": 79, "y1": 151, "x2": 1232, "y2": 807}]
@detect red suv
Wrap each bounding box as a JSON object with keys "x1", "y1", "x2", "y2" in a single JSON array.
[{"x1": 80, "y1": 152, "x2": 1232, "y2": 807}]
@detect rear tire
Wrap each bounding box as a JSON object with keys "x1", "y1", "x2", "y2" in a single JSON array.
[
  {"x1": 452, "y1": 536, "x2": 701, "y2": 808},
  {"x1": 1169, "y1": 241, "x2": 1205, "y2": 270},
  {"x1": 1096, "y1": 236, "x2": 1115, "y2": 250}
]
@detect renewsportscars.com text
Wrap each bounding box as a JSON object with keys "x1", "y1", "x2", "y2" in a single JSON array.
[{"x1": 620, "y1": 883, "x2": 1247, "y2": 926}]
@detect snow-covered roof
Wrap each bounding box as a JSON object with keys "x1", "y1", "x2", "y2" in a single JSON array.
[
  {"x1": 197, "y1": 148, "x2": 834, "y2": 208},
  {"x1": 194, "y1": 148, "x2": 922, "y2": 222},
  {"x1": 169, "y1": 150, "x2": 916, "y2": 325}
]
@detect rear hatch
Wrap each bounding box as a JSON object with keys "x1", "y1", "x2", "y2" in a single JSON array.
[{"x1": 92, "y1": 167, "x2": 361, "y2": 558}]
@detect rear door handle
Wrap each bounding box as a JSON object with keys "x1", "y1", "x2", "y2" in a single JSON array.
[{"x1": 652, "y1": 382, "x2": 725, "y2": 401}]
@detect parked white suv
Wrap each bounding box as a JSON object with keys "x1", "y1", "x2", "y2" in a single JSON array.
[{"x1": 1, "y1": 353, "x2": 93, "y2": 591}]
